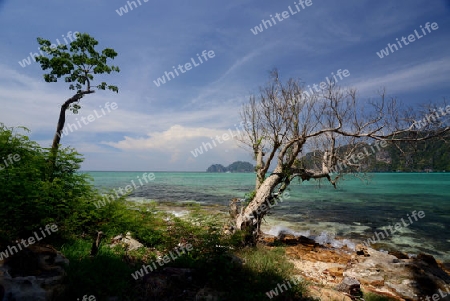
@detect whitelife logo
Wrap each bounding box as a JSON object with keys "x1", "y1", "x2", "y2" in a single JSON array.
[
  {"x1": 94, "y1": 172, "x2": 155, "y2": 209},
  {"x1": 265, "y1": 277, "x2": 302, "y2": 299},
  {"x1": 58, "y1": 102, "x2": 118, "y2": 138},
  {"x1": 362, "y1": 211, "x2": 425, "y2": 247},
  {"x1": 115, "y1": 0, "x2": 149, "y2": 16},
  {"x1": 0, "y1": 224, "x2": 58, "y2": 260},
  {"x1": 190, "y1": 121, "x2": 250, "y2": 158},
  {"x1": 299, "y1": 68, "x2": 350, "y2": 100},
  {"x1": 153, "y1": 50, "x2": 215, "y2": 87},
  {"x1": 18, "y1": 31, "x2": 79, "y2": 68},
  {"x1": 329, "y1": 140, "x2": 388, "y2": 174},
  {"x1": 77, "y1": 295, "x2": 96, "y2": 301},
  {"x1": 376, "y1": 22, "x2": 439, "y2": 59},
  {"x1": 0, "y1": 153, "x2": 21, "y2": 171},
  {"x1": 131, "y1": 243, "x2": 193, "y2": 280},
  {"x1": 250, "y1": 0, "x2": 313, "y2": 35},
  {"x1": 412, "y1": 104, "x2": 450, "y2": 130}
]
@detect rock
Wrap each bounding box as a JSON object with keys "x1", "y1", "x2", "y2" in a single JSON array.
[
  {"x1": 195, "y1": 287, "x2": 225, "y2": 301},
  {"x1": 222, "y1": 223, "x2": 235, "y2": 236},
  {"x1": 416, "y1": 253, "x2": 438, "y2": 267},
  {"x1": 162, "y1": 267, "x2": 194, "y2": 281},
  {"x1": 111, "y1": 234, "x2": 123, "y2": 242},
  {"x1": 141, "y1": 267, "x2": 197, "y2": 299},
  {"x1": 278, "y1": 234, "x2": 298, "y2": 245},
  {"x1": 109, "y1": 232, "x2": 143, "y2": 251},
  {"x1": 259, "y1": 235, "x2": 276, "y2": 245},
  {"x1": 124, "y1": 232, "x2": 144, "y2": 251},
  {"x1": 355, "y1": 244, "x2": 370, "y2": 257},
  {"x1": 0, "y1": 244, "x2": 68, "y2": 301},
  {"x1": 223, "y1": 253, "x2": 244, "y2": 268},
  {"x1": 287, "y1": 237, "x2": 450, "y2": 300},
  {"x1": 335, "y1": 277, "x2": 362, "y2": 296},
  {"x1": 309, "y1": 285, "x2": 353, "y2": 301},
  {"x1": 388, "y1": 250, "x2": 409, "y2": 259},
  {"x1": 325, "y1": 266, "x2": 344, "y2": 278},
  {"x1": 259, "y1": 233, "x2": 318, "y2": 247}
]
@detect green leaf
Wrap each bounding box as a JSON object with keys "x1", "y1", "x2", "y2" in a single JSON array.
[{"x1": 36, "y1": 33, "x2": 120, "y2": 98}]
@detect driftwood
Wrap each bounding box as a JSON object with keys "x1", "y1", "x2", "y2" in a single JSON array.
[{"x1": 90, "y1": 231, "x2": 104, "y2": 257}]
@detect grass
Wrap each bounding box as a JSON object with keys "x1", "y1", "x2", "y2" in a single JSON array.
[
  {"x1": 59, "y1": 239, "x2": 137, "y2": 299},
  {"x1": 363, "y1": 292, "x2": 399, "y2": 301},
  {"x1": 53, "y1": 201, "x2": 314, "y2": 300}
]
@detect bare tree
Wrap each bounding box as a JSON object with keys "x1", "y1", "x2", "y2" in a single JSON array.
[{"x1": 233, "y1": 69, "x2": 449, "y2": 243}]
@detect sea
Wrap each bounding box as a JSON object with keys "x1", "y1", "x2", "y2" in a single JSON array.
[{"x1": 85, "y1": 171, "x2": 450, "y2": 263}]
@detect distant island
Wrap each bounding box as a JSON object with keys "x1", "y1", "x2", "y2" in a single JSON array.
[
  {"x1": 206, "y1": 161, "x2": 254, "y2": 173},
  {"x1": 206, "y1": 139, "x2": 449, "y2": 173}
]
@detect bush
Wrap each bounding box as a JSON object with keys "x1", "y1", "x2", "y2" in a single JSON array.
[{"x1": 0, "y1": 124, "x2": 102, "y2": 242}]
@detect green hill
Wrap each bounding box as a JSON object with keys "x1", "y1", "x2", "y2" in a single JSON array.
[
  {"x1": 299, "y1": 139, "x2": 450, "y2": 172},
  {"x1": 206, "y1": 161, "x2": 254, "y2": 172}
]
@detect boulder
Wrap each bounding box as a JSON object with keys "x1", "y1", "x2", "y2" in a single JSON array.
[
  {"x1": 110, "y1": 232, "x2": 143, "y2": 251},
  {"x1": 0, "y1": 244, "x2": 68, "y2": 301},
  {"x1": 335, "y1": 276, "x2": 362, "y2": 297}
]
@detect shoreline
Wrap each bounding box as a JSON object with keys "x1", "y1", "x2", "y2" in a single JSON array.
[
  {"x1": 126, "y1": 197, "x2": 450, "y2": 263},
  {"x1": 130, "y1": 198, "x2": 450, "y2": 299}
]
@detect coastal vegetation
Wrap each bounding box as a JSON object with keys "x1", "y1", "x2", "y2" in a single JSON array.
[
  {"x1": 0, "y1": 123, "x2": 311, "y2": 300},
  {"x1": 1, "y1": 33, "x2": 448, "y2": 300},
  {"x1": 0, "y1": 123, "x2": 403, "y2": 300}
]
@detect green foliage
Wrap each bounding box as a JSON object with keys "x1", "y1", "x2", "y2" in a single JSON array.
[
  {"x1": 244, "y1": 190, "x2": 256, "y2": 206},
  {"x1": 57, "y1": 207, "x2": 313, "y2": 300},
  {"x1": 363, "y1": 292, "x2": 398, "y2": 301},
  {"x1": 0, "y1": 124, "x2": 102, "y2": 242},
  {"x1": 384, "y1": 139, "x2": 450, "y2": 172},
  {"x1": 59, "y1": 239, "x2": 136, "y2": 300},
  {"x1": 36, "y1": 32, "x2": 119, "y2": 113},
  {"x1": 94, "y1": 200, "x2": 168, "y2": 247},
  {"x1": 197, "y1": 246, "x2": 309, "y2": 300},
  {"x1": 0, "y1": 123, "x2": 317, "y2": 300}
]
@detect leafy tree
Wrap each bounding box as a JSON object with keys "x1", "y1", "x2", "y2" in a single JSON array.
[{"x1": 35, "y1": 33, "x2": 119, "y2": 164}]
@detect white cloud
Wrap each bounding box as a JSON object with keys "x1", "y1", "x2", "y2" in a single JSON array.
[
  {"x1": 103, "y1": 124, "x2": 246, "y2": 161},
  {"x1": 350, "y1": 58, "x2": 450, "y2": 94},
  {"x1": 93, "y1": 123, "x2": 251, "y2": 167}
]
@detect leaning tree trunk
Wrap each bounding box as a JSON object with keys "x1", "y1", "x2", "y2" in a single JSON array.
[
  {"x1": 49, "y1": 90, "x2": 94, "y2": 173},
  {"x1": 235, "y1": 171, "x2": 283, "y2": 244}
]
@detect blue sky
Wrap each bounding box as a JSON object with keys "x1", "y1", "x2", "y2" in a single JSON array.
[{"x1": 0, "y1": 0, "x2": 449, "y2": 171}]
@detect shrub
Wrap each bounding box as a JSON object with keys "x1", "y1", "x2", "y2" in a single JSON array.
[{"x1": 0, "y1": 124, "x2": 101, "y2": 242}]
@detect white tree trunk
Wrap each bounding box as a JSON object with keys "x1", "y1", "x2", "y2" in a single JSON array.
[{"x1": 236, "y1": 172, "x2": 282, "y2": 232}]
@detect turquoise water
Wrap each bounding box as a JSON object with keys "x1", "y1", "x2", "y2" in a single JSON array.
[{"x1": 85, "y1": 171, "x2": 450, "y2": 262}]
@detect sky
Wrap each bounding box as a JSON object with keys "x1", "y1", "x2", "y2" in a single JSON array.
[{"x1": 0, "y1": 0, "x2": 449, "y2": 171}]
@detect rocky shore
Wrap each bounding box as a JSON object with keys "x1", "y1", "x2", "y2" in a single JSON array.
[{"x1": 261, "y1": 233, "x2": 450, "y2": 300}]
